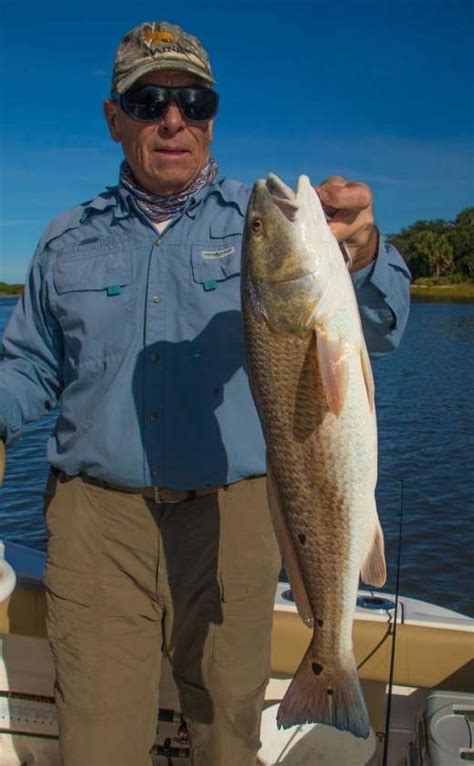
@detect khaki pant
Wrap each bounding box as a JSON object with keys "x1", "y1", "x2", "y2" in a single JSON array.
[{"x1": 44, "y1": 473, "x2": 281, "y2": 766}]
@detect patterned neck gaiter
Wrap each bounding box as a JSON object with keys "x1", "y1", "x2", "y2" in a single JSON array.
[{"x1": 119, "y1": 157, "x2": 218, "y2": 222}]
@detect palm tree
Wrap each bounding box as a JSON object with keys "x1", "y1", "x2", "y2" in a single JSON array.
[{"x1": 415, "y1": 231, "x2": 454, "y2": 278}]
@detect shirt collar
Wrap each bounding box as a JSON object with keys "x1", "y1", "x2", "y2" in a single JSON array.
[
  {"x1": 80, "y1": 175, "x2": 246, "y2": 224},
  {"x1": 185, "y1": 176, "x2": 247, "y2": 217},
  {"x1": 80, "y1": 186, "x2": 131, "y2": 224}
]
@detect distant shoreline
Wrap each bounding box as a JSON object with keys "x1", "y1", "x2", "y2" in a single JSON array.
[
  {"x1": 1, "y1": 283, "x2": 474, "y2": 301},
  {"x1": 410, "y1": 283, "x2": 474, "y2": 299}
]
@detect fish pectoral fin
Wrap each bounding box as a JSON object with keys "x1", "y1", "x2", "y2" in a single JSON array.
[
  {"x1": 266, "y1": 465, "x2": 314, "y2": 627},
  {"x1": 314, "y1": 329, "x2": 349, "y2": 417},
  {"x1": 360, "y1": 342, "x2": 375, "y2": 413},
  {"x1": 360, "y1": 517, "x2": 387, "y2": 587}
]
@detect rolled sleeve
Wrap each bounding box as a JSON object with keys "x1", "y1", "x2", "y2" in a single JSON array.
[
  {"x1": 0, "y1": 246, "x2": 63, "y2": 444},
  {"x1": 351, "y1": 236, "x2": 411, "y2": 358}
]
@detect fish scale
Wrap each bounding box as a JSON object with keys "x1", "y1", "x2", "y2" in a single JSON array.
[{"x1": 242, "y1": 173, "x2": 386, "y2": 738}]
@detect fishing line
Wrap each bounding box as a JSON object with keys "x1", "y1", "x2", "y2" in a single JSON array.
[
  {"x1": 356, "y1": 613, "x2": 392, "y2": 671},
  {"x1": 382, "y1": 478, "x2": 405, "y2": 766}
]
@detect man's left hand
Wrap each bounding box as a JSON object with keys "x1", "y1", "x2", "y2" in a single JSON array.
[{"x1": 315, "y1": 176, "x2": 379, "y2": 273}]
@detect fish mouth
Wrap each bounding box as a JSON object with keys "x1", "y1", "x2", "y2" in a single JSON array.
[
  {"x1": 251, "y1": 173, "x2": 321, "y2": 232},
  {"x1": 264, "y1": 173, "x2": 301, "y2": 221}
]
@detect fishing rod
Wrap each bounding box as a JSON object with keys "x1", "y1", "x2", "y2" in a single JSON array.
[{"x1": 382, "y1": 479, "x2": 405, "y2": 766}]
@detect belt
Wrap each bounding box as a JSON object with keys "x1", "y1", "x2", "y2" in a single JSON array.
[{"x1": 52, "y1": 468, "x2": 223, "y2": 504}]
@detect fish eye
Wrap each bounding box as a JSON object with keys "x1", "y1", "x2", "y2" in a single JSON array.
[{"x1": 251, "y1": 218, "x2": 263, "y2": 235}]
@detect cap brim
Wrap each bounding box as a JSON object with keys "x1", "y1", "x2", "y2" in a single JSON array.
[{"x1": 115, "y1": 58, "x2": 215, "y2": 94}]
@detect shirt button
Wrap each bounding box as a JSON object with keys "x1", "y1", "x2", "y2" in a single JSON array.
[
  {"x1": 152, "y1": 294, "x2": 161, "y2": 303},
  {"x1": 155, "y1": 238, "x2": 161, "y2": 246},
  {"x1": 148, "y1": 412, "x2": 159, "y2": 422},
  {"x1": 151, "y1": 468, "x2": 159, "y2": 478},
  {"x1": 150, "y1": 352, "x2": 160, "y2": 363}
]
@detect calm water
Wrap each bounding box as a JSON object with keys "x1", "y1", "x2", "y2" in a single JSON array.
[{"x1": 0, "y1": 296, "x2": 473, "y2": 616}]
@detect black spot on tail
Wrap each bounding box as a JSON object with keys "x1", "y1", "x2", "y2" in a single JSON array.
[
  {"x1": 312, "y1": 663, "x2": 323, "y2": 676},
  {"x1": 298, "y1": 534, "x2": 306, "y2": 545}
]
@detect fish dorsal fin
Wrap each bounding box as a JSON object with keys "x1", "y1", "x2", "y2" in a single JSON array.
[
  {"x1": 266, "y1": 465, "x2": 314, "y2": 628},
  {"x1": 314, "y1": 328, "x2": 349, "y2": 417},
  {"x1": 360, "y1": 517, "x2": 387, "y2": 587},
  {"x1": 360, "y1": 341, "x2": 375, "y2": 413}
]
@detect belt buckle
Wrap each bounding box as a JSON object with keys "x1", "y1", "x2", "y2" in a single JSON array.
[{"x1": 153, "y1": 486, "x2": 163, "y2": 504}]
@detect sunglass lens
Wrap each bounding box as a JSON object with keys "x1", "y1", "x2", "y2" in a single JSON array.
[
  {"x1": 122, "y1": 87, "x2": 169, "y2": 121},
  {"x1": 180, "y1": 89, "x2": 219, "y2": 121}
]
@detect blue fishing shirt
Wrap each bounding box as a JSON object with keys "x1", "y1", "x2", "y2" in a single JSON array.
[{"x1": 0, "y1": 178, "x2": 411, "y2": 489}]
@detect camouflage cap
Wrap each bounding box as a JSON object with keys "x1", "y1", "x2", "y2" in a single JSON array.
[{"x1": 111, "y1": 21, "x2": 215, "y2": 95}]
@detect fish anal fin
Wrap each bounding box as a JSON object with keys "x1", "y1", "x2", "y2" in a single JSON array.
[
  {"x1": 315, "y1": 330, "x2": 349, "y2": 416},
  {"x1": 360, "y1": 342, "x2": 375, "y2": 413},
  {"x1": 361, "y1": 518, "x2": 387, "y2": 587},
  {"x1": 266, "y1": 466, "x2": 313, "y2": 627}
]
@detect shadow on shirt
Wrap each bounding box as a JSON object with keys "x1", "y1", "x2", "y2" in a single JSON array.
[{"x1": 132, "y1": 310, "x2": 247, "y2": 490}]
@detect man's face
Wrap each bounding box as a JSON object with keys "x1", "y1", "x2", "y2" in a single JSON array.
[{"x1": 104, "y1": 70, "x2": 214, "y2": 196}]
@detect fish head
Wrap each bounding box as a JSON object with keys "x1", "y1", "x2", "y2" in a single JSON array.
[
  {"x1": 243, "y1": 174, "x2": 340, "y2": 331},
  {"x1": 243, "y1": 173, "x2": 336, "y2": 285}
]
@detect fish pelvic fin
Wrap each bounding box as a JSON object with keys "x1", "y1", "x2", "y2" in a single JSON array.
[
  {"x1": 266, "y1": 466, "x2": 314, "y2": 627},
  {"x1": 277, "y1": 648, "x2": 370, "y2": 739},
  {"x1": 314, "y1": 328, "x2": 349, "y2": 417},
  {"x1": 361, "y1": 517, "x2": 387, "y2": 587}
]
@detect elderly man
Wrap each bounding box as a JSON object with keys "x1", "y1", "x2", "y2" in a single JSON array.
[{"x1": 0, "y1": 20, "x2": 410, "y2": 766}]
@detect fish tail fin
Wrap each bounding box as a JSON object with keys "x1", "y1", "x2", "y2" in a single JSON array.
[{"x1": 277, "y1": 648, "x2": 370, "y2": 739}]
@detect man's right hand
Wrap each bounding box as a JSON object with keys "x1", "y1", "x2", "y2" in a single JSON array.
[{"x1": 0, "y1": 441, "x2": 5, "y2": 486}]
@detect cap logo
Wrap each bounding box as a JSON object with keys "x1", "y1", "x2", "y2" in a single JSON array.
[{"x1": 143, "y1": 30, "x2": 175, "y2": 45}]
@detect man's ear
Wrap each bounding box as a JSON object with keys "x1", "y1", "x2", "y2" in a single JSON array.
[{"x1": 104, "y1": 100, "x2": 122, "y2": 143}]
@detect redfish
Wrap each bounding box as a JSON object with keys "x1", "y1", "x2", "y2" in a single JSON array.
[{"x1": 241, "y1": 174, "x2": 386, "y2": 738}]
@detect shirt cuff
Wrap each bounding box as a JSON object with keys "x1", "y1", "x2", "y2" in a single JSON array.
[
  {"x1": 0, "y1": 387, "x2": 24, "y2": 445},
  {"x1": 350, "y1": 235, "x2": 411, "y2": 293}
]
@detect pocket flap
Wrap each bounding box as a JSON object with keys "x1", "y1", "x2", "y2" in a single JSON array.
[
  {"x1": 44, "y1": 563, "x2": 95, "y2": 606},
  {"x1": 191, "y1": 239, "x2": 241, "y2": 284},
  {"x1": 209, "y1": 221, "x2": 243, "y2": 240},
  {"x1": 54, "y1": 247, "x2": 132, "y2": 294}
]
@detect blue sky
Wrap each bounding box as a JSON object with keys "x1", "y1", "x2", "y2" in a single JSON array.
[{"x1": 1, "y1": 0, "x2": 473, "y2": 282}]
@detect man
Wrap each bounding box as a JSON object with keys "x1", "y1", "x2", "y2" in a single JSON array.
[{"x1": 0, "y1": 21, "x2": 411, "y2": 766}]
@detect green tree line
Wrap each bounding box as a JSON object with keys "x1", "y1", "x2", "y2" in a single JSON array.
[
  {"x1": 0, "y1": 282, "x2": 23, "y2": 296},
  {"x1": 388, "y1": 207, "x2": 474, "y2": 283}
]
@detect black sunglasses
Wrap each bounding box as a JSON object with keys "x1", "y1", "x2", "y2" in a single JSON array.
[{"x1": 116, "y1": 84, "x2": 219, "y2": 123}]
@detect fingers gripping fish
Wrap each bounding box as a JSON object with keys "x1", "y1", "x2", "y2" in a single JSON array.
[{"x1": 241, "y1": 174, "x2": 386, "y2": 739}]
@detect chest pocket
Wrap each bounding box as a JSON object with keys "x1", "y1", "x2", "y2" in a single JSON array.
[
  {"x1": 54, "y1": 239, "x2": 132, "y2": 293},
  {"x1": 191, "y1": 235, "x2": 242, "y2": 289},
  {"x1": 53, "y1": 239, "x2": 135, "y2": 363}
]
